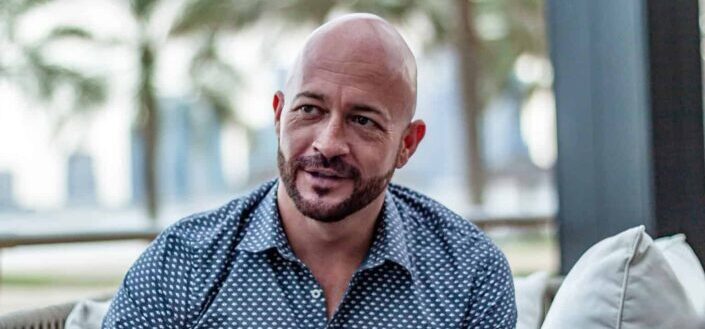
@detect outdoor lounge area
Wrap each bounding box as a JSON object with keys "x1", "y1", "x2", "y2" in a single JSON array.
[{"x1": 1, "y1": 0, "x2": 704, "y2": 328}]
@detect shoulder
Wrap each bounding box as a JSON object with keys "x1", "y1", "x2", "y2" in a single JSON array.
[
  {"x1": 155, "y1": 179, "x2": 277, "y2": 253},
  {"x1": 387, "y1": 183, "x2": 510, "y2": 277},
  {"x1": 387, "y1": 184, "x2": 515, "y2": 325},
  {"x1": 387, "y1": 183, "x2": 491, "y2": 249}
]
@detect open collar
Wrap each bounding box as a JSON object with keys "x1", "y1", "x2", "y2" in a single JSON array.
[
  {"x1": 358, "y1": 190, "x2": 415, "y2": 277},
  {"x1": 235, "y1": 181, "x2": 290, "y2": 257},
  {"x1": 235, "y1": 181, "x2": 414, "y2": 277}
]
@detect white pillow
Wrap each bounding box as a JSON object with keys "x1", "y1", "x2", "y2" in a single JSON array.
[
  {"x1": 65, "y1": 299, "x2": 111, "y2": 329},
  {"x1": 541, "y1": 226, "x2": 700, "y2": 329},
  {"x1": 514, "y1": 271, "x2": 549, "y2": 329},
  {"x1": 655, "y1": 233, "x2": 705, "y2": 318}
]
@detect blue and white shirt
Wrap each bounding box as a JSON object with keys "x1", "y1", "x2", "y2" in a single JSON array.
[{"x1": 103, "y1": 179, "x2": 516, "y2": 328}]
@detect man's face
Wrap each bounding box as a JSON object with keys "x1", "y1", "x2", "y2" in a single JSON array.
[{"x1": 274, "y1": 40, "x2": 415, "y2": 223}]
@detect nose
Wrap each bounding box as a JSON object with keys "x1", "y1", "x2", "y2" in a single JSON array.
[{"x1": 312, "y1": 118, "x2": 350, "y2": 159}]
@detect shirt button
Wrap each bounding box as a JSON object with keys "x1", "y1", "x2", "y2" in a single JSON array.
[{"x1": 310, "y1": 288, "x2": 322, "y2": 299}]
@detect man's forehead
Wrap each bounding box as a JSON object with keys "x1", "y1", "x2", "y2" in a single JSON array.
[
  {"x1": 302, "y1": 15, "x2": 410, "y2": 68},
  {"x1": 285, "y1": 14, "x2": 418, "y2": 120}
]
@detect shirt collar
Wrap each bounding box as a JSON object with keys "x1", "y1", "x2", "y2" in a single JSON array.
[
  {"x1": 358, "y1": 189, "x2": 414, "y2": 277},
  {"x1": 235, "y1": 180, "x2": 290, "y2": 255},
  {"x1": 236, "y1": 180, "x2": 415, "y2": 277}
]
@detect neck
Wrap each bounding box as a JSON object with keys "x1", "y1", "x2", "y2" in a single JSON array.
[{"x1": 276, "y1": 180, "x2": 385, "y2": 266}]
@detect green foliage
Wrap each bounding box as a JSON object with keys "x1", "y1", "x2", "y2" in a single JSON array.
[
  {"x1": 0, "y1": 2, "x2": 107, "y2": 112},
  {"x1": 189, "y1": 31, "x2": 243, "y2": 123},
  {"x1": 171, "y1": 0, "x2": 267, "y2": 36},
  {"x1": 477, "y1": 0, "x2": 546, "y2": 96},
  {"x1": 129, "y1": 0, "x2": 160, "y2": 21},
  {"x1": 274, "y1": 0, "x2": 337, "y2": 25},
  {"x1": 22, "y1": 47, "x2": 105, "y2": 109},
  {"x1": 44, "y1": 25, "x2": 94, "y2": 42},
  {"x1": 0, "y1": 0, "x2": 51, "y2": 17},
  {"x1": 170, "y1": 0, "x2": 545, "y2": 119}
]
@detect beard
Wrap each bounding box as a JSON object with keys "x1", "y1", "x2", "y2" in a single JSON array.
[{"x1": 277, "y1": 148, "x2": 395, "y2": 223}]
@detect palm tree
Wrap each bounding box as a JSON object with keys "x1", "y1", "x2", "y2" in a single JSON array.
[
  {"x1": 122, "y1": 0, "x2": 261, "y2": 222},
  {"x1": 170, "y1": 1, "x2": 264, "y2": 126},
  {"x1": 0, "y1": 0, "x2": 106, "y2": 119},
  {"x1": 124, "y1": 0, "x2": 162, "y2": 222}
]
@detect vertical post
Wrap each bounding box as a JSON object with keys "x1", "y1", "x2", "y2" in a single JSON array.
[
  {"x1": 547, "y1": 0, "x2": 705, "y2": 273},
  {"x1": 0, "y1": 249, "x2": 3, "y2": 303},
  {"x1": 646, "y1": 0, "x2": 705, "y2": 261}
]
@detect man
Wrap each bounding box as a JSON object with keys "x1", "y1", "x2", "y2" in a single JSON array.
[{"x1": 104, "y1": 13, "x2": 516, "y2": 329}]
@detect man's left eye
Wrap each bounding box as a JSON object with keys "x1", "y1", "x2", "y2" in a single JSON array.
[
  {"x1": 299, "y1": 105, "x2": 319, "y2": 114},
  {"x1": 352, "y1": 115, "x2": 373, "y2": 126}
]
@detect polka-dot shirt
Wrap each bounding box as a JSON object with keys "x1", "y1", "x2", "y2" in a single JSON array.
[{"x1": 103, "y1": 179, "x2": 516, "y2": 328}]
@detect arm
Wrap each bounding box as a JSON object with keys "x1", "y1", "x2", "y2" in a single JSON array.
[
  {"x1": 462, "y1": 242, "x2": 517, "y2": 329},
  {"x1": 102, "y1": 229, "x2": 196, "y2": 329}
]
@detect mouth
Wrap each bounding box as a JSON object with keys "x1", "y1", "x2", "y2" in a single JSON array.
[{"x1": 304, "y1": 169, "x2": 346, "y2": 180}]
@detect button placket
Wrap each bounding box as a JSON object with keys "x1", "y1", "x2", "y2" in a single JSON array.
[
  {"x1": 298, "y1": 268, "x2": 328, "y2": 327},
  {"x1": 310, "y1": 288, "x2": 323, "y2": 299}
]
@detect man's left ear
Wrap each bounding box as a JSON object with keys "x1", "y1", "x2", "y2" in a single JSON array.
[{"x1": 396, "y1": 119, "x2": 426, "y2": 168}]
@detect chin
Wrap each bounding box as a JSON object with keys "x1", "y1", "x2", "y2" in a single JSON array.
[
  {"x1": 297, "y1": 171, "x2": 352, "y2": 195},
  {"x1": 296, "y1": 181, "x2": 353, "y2": 205}
]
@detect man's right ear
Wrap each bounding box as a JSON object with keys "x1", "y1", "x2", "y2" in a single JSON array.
[{"x1": 272, "y1": 91, "x2": 285, "y2": 135}]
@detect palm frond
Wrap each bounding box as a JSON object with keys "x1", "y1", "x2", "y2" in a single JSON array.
[
  {"x1": 1, "y1": 0, "x2": 51, "y2": 15},
  {"x1": 130, "y1": 0, "x2": 160, "y2": 21},
  {"x1": 44, "y1": 25, "x2": 94, "y2": 42},
  {"x1": 1, "y1": 0, "x2": 52, "y2": 41},
  {"x1": 344, "y1": 0, "x2": 417, "y2": 19},
  {"x1": 170, "y1": 0, "x2": 266, "y2": 36},
  {"x1": 274, "y1": 0, "x2": 336, "y2": 26},
  {"x1": 189, "y1": 32, "x2": 242, "y2": 123},
  {"x1": 23, "y1": 46, "x2": 106, "y2": 109}
]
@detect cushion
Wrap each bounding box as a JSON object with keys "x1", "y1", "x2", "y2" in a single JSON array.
[
  {"x1": 65, "y1": 299, "x2": 111, "y2": 329},
  {"x1": 655, "y1": 233, "x2": 705, "y2": 318},
  {"x1": 541, "y1": 226, "x2": 700, "y2": 329},
  {"x1": 514, "y1": 271, "x2": 549, "y2": 329}
]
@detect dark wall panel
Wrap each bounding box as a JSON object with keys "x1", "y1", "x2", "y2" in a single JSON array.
[{"x1": 547, "y1": 0, "x2": 705, "y2": 273}]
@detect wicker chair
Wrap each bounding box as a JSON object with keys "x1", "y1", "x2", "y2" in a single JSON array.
[
  {"x1": 0, "y1": 301, "x2": 76, "y2": 329},
  {"x1": 0, "y1": 293, "x2": 112, "y2": 329}
]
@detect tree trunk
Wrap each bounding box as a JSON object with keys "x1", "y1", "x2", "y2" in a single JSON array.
[
  {"x1": 138, "y1": 42, "x2": 159, "y2": 223},
  {"x1": 454, "y1": 0, "x2": 485, "y2": 206}
]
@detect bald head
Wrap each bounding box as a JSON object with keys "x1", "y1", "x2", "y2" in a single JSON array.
[
  {"x1": 286, "y1": 13, "x2": 418, "y2": 120},
  {"x1": 273, "y1": 14, "x2": 427, "y2": 219}
]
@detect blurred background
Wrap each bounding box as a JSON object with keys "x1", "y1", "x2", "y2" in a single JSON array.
[{"x1": 5, "y1": 0, "x2": 676, "y2": 313}]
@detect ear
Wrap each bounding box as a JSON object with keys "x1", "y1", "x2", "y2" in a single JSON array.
[
  {"x1": 396, "y1": 119, "x2": 426, "y2": 168},
  {"x1": 273, "y1": 91, "x2": 285, "y2": 136}
]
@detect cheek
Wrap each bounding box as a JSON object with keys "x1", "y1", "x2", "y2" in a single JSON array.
[
  {"x1": 356, "y1": 142, "x2": 400, "y2": 174},
  {"x1": 280, "y1": 120, "x2": 315, "y2": 157}
]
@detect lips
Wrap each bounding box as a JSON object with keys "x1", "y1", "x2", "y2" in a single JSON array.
[{"x1": 304, "y1": 169, "x2": 346, "y2": 179}]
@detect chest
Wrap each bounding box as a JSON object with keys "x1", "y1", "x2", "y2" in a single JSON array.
[
  {"x1": 306, "y1": 262, "x2": 358, "y2": 319},
  {"x1": 189, "y1": 252, "x2": 465, "y2": 329}
]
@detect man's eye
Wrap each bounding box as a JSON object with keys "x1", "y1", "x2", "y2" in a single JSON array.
[
  {"x1": 352, "y1": 115, "x2": 374, "y2": 127},
  {"x1": 299, "y1": 105, "x2": 319, "y2": 114}
]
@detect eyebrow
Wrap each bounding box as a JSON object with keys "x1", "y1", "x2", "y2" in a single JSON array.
[
  {"x1": 350, "y1": 104, "x2": 389, "y2": 121},
  {"x1": 294, "y1": 91, "x2": 326, "y2": 102},
  {"x1": 294, "y1": 91, "x2": 390, "y2": 121}
]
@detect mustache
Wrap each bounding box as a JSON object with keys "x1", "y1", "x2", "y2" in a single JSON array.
[{"x1": 294, "y1": 154, "x2": 360, "y2": 178}]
